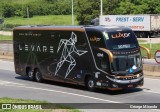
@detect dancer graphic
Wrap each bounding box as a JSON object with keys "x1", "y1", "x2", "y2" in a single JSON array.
[{"x1": 55, "y1": 32, "x2": 87, "y2": 78}]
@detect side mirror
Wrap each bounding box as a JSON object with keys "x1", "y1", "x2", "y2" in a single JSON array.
[
  {"x1": 99, "y1": 48, "x2": 113, "y2": 63},
  {"x1": 140, "y1": 45, "x2": 151, "y2": 59}
]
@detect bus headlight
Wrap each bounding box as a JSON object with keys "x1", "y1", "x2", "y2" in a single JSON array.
[{"x1": 137, "y1": 74, "x2": 140, "y2": 78}]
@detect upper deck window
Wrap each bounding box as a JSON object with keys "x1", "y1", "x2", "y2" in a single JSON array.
[
  {"x1": 103, "y1": 30, "x2": 138, "y2": 50},
  {"x1": 86, "y1": 31, "x2": 105, "y2": 48}
]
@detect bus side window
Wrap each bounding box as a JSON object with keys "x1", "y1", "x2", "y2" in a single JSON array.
[
  {"x1": 86, "y1": 31, "x2": 109, "y2": 72},
  {"x1": 86, "y1": 31, "x2": 105, "y2": 48},
  {"x1": 101, "y1": 54, "x2": 110, "y2": 71},
  {"x1": 75, "y1": 32, "x2": 88, "y2": 49}
]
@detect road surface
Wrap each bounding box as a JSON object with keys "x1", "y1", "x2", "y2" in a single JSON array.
[{"x1": 0, "y1": 60, "x2": 160, "y2": 112}]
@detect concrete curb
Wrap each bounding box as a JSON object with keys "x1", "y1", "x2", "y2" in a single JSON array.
[
  {"x1": 143, "y1": 71, "x2": 160, "y2": 77},
  {"x1": 0, "y1": 52, "x2": 13, "y2": 60},
  {"x1": 143, "y1": 64, "x2": 160, "y2": 76}
]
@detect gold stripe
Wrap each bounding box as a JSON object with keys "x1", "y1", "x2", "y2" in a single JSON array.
[{"x1": 14, "y1": 27, "x2": 85, "y2": 32}]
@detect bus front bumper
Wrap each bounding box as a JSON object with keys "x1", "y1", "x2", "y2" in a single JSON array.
[
  {"x1": 96, "y1": 75, "x2": 144, "y2": 90},
  {"x1": 109, "y1": 76, "x2": 143, "y2": 90}
]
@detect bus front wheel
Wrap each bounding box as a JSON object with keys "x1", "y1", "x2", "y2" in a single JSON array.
[{"x1": 86, "y1": 77, "x2": 96, "y2": 91}]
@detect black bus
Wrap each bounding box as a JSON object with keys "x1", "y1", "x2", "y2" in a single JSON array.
[{"x1": 13, "y1": 26, "x2": 150, "y2": 91}]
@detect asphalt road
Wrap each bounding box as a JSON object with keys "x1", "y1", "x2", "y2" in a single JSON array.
[{"x1": 0, "y1": 60, "x2": 160, "y2": 112}]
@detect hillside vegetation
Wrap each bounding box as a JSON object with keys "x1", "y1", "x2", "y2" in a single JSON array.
[
  {"x1": 5, "y1": 15, "x2": 78, "y2": 25},
  {"x1": 0, "y1": 0, "x2": 160, "y2": 25}
]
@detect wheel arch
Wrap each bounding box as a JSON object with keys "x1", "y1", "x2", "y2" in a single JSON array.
[
  {"x1": 26, "y1": 67, "x2": 32, "y2": 75},
  {"x1": 84, "y1": 74, "x2": 93, "y2": 85}
]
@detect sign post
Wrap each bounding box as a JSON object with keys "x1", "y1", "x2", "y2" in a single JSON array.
[
  {"x1": 100, "y1": 0, "x2": 103, "y2": 16},
  {"x1": 72, "y1": 0, "x2": 74, "y2": 25}
]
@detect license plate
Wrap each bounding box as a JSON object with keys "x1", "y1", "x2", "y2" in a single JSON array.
[{"x1": 128, "y1": 84, "x2": 133, "y2": 87}]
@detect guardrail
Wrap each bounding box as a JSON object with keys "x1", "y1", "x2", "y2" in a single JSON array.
[
  {"x1": 0, "y1": 41, "x2": 13, "y2": 60},
  {"x1": 0, "y1": 41, "x2": 13, "y2": 52}
]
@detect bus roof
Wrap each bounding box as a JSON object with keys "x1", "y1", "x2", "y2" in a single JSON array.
[
  {"x1": 14, "y1": 25, "x2": 132, "y2": 32},
  {"x1": 84, "y1": 25, "x2": 132, "y2": 32}
]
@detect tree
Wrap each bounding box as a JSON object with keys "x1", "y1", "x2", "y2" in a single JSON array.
[
  {"x1": 2, "y1": 3, "x2": 16, "y2": 18},
  {"x1": 75, "y1": 0, "x2": 100, "y2": 25},
  {"x1": 114, "y1": 0, "x2": 160, "y2": 14}
]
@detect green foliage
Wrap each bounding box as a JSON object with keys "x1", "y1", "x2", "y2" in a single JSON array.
[
  {"x1": 0, "y1": 0, "x2": 160, "y2": 25},
  {"x1": 0, "y1": 97, "x2": 47, "y2": 103},
  {"x1": 2, "y1": 3, "x2": 16, "y2": 18},
  {"x1": 0, "y1": 97, "x2": 80, "y2": 112},
  {"x1": 140, "y1": 43, "x2": 160, "y2": 58},
  {"x1": 75, "y1": 0, "x2": 100, "y2": 25},
  {"x1": 112, "y1": 0, "x2": 160, "y2": 15},
  {"x1": 1, "y1": 15, "x2": 78, "y2": 30},
  {"x1": 0, "y1": 35, "x2": 12, "y2": 40},
  {"x1": 75, "y1": 0, "x2": 160, "y2": 25},
  {"x1": 0, "y1": 0, "x2": 71, "y2": 18}
]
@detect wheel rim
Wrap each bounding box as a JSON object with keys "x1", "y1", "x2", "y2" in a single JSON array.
[
  {"x1": 28, "y1": 71, "x2": 33, "y2": 78},
  {"x1": 36, "y1": 72, "x2": 41, "y2": 81},
  {"x1": 88, "y1": 80, "x2": 94, "y2": 88}
]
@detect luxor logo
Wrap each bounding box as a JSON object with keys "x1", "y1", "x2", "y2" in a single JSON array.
[{"x1": 112, "y1": 32, "x2": 131, "y2": 39}]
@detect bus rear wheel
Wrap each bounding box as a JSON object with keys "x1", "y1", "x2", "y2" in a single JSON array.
[
  {"x1": 86, "y1": 77, "x2": 96, "y2": 91},
  {"x1": 34, "y1": 69, "x2": 43, "y2": 82}
]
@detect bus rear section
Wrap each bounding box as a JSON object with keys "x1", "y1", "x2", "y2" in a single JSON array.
[{"x1": 13, "y1": 26, "x2": 96, "y2": 88}]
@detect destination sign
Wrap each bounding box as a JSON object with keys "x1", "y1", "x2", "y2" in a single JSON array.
[{"x1": 113, "y1": 44, "x2": 136, "y2": 50}]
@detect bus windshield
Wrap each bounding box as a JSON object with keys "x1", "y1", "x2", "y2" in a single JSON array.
[
  {"x1": 103, "y1": 30, "x2": 138, "y2": 50},
  {"x1": 111, "y1": 53, "x2": 142, "y2": 74}
]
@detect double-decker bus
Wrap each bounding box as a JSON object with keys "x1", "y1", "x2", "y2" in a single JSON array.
[{"x1": 13, "y1": 25, "x2": 150, "y2": 91}]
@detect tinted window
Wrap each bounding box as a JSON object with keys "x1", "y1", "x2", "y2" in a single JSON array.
[
  {"x1": 86, "y1": 31, "x2": 109, "y2": 72},
  {"x1": 103, "y1": 30, "x2": 138, "y2": 50},
  {"x1": 111, "y1": 53, "x2": 142, "y2": 73},
  {"x1": 86, "y1": 31, "x2": 105, "y2": 48}
]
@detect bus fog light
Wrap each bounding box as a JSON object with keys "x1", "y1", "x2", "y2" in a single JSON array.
[{"x1": 112, "y1": 84, "x2": 118, "y2": 88}]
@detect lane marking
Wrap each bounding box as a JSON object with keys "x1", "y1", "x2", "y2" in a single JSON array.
[
  {"x1": 145, "y1": 77, "x2": 160, "y2": 81},
  {"x1": 0, "y1": 80, "x2": 160, "y2": 111},
  {"x1": 143, "y1": 90, "x2": 160, "y2": 95},
  {"x1": 0, "y1": 60, "x2": 13, "y2": 64},
  {"x1": 0, "y1": 83, "x2": 119, "y2": 103},
  {"x1": 0, "y1": 80, "x2": 24, "y2": 86},
  {"x1": 0, "y1": 69, "x2": 14, "y2": 72}
]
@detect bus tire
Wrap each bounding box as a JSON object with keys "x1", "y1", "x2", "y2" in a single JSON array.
[
  {"x1": 26, "y1": 68, "x2": 34, "y2": 81},
  {"x1": 86, "y1": 77, "x2": 96, "y2": 91},
  {"x1": 34, "y1": 69, "x2": 43, "y2": 82}
]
